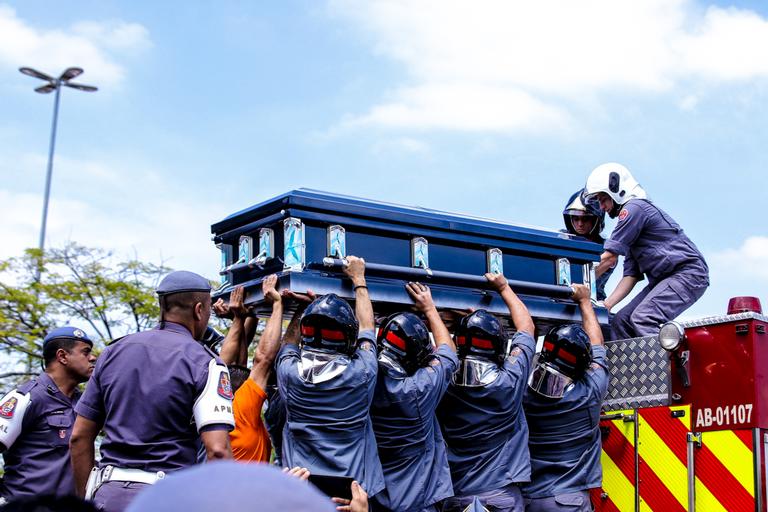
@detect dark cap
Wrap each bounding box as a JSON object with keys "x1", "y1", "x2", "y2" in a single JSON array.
[
  {"x1": 156, "y1": 271, "x2": 211, "y2": 297},
  {"x1": 44, "y1": 326, "x2": 93, "y2": 347}
]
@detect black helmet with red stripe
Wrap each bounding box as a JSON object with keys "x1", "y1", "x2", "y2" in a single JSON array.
[
  {"x1": 377, "y1": 312, "x2": 433, "y2": 375},
  {"x1": 455, "y1": 310, "x2": 506, "y2": 362},
  {"x1": 528, "y1": 324, "x2": 592, "y2": 398},
  {"x1": 300, "y1": 294, "x2": 359, "y2": 354}
]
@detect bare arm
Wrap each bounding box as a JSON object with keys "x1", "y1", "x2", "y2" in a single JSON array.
[
  {"x1": 406, "y1": 282, "x2": 455, "y2": 352},
  {"x1": 280, "y1": 290, "x2": 315, "y2": 347},
  {"x1": 344, "y1": 256, "x2": 374, "y2": 332},
  {"x1": 485, "y1": 273, "x2": 535, "y2": 336},
  {"x1": 595, "y1": 250, "x2": 618, "y2": 278},
  {"x1": 216, "y1": 286, "x2": 247, "y2": 366},
  {"x1": 70, "y1": 415, "x2": 101, "y2": 498},
  {"x1": 251, "y1": 275, "x2": 283, "y2": 389},
  {"x1": 572, "y1": 284, "x2": 603, "y2": 346},
  {"x1": 200, "y1": 429, "x2": 232, "y2": 461},
  {"x1": 241, "y1": 316, "x2": 258, "y2": 366},
  {"x1": 604, "y1": 275, "x2": 639, "y2": 311}
]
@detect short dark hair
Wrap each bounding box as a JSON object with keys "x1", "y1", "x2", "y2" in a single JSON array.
[
  {"x1": 42, "y1": 338, "x2": 81, "y2": 367},
  {"x1": 228, "y1": 365, "x2": 250, "y2": 394},
  {"x1": 161, "y1": 291, "x2": 211, "y2": 314}
]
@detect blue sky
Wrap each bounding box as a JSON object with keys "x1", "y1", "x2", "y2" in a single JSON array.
[{"x1": 1, "y1": 0, "x2": 766, "y2": 319}]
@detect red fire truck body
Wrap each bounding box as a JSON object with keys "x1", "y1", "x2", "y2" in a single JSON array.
[{"x1": 596, "y1": 299, "x2": 767, "y2": 512}]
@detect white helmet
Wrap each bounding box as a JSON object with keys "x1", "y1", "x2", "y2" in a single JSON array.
[{"x1": 584, "y1": 163, "x2": 646, "y2": 206}]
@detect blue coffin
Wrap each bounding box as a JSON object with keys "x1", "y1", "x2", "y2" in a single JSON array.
[{"x1": 210, "y1": 189, "x2": 609, "y2": 331}]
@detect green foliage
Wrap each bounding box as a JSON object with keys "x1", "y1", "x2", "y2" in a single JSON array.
[{"x1": 0, "y1": 243, "x2": 170, "y2": 388}]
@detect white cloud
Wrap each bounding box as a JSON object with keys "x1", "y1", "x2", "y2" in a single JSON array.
[
  {"x1": 679, "y1": 94, "x2": 699, "y2": 111},
  {"x1": 329, "y1": 0, "x2": 768, "y2": 133},
  {"x1": 0, "y1": 152, "x2": 229, "y2": 279},
  {"x1": 710, "y1": 236, "x2": 768, "y2": 281},
  {"x1": 345, "y1": 83, "x2": 570, "y2": 133},
  {"x1": 372, "y1": 137, "x2": 431, "y2": 155},
  {"x1": 0, "y1": 4, "x2": 151, "y2": 87}
]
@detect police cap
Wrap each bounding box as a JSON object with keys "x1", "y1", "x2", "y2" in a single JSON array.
[
  {"x1": 43, "y1": 326, "x2": 93, "y2": 347},
  {"x1": 156, "y1": 270, "x2": 211, "y2": 297}
]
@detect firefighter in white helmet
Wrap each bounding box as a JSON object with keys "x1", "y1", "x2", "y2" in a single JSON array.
[{"x1": 583, "y1": 163, "x2": 709, "y2": 339}]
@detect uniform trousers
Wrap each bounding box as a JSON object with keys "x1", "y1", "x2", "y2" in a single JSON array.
[
  {"x1": 525, "y1": 491, "x2": 592, "y2": 511},
  {"x1": 441, "y1": 483, "x2": 523, "y2": 512},
  {"x1": 92, "y1": 481, "x2": 149, "y2": 512},
  {"x1": 610, "y1": 272, "x2": 707, "y2": 340}
]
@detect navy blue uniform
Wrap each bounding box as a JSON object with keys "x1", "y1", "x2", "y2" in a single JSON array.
[
  {"x1": 438, "y1": 332, "x2": 536, "y2": 512},
  {"x1": 75, "y1": 322, "x2": 235, "y2": 511},
  {"x1": 604, "y1": 199, "x2": 709, "y2": 339},
  {"x1": 523, "y1": 345, "x2": 609, "y2": 511},
  {"x1": 0, "y1": 373, "x2": 80, "y2": 499},
  {"x1": 276, "y1": 330, "x2": 385, "y2": 497},
  {"x1": 264, "y1": 385, "x2": 285, "y2": 465},
  {"x1": 371, "y1": 344, "x2": 458, "y2": 512}
]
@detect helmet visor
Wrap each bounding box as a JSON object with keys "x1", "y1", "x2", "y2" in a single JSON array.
[
  {"x1": 528, "y1": 362, "x2": 574, "y2": 398},
  {"x1": 298, "y1": 348, "x2": 350, "y2": 384},
  {"x1": 452, "y1": 356, "x2": 500, "y2": 387}
]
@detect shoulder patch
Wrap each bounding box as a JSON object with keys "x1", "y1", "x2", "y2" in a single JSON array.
[
  {"x1": 0, "y1": 397, "x2": 18, "y2": 418},
  {"x1": 618, "y1": 208, "x2": 630, "y2": 221},
  {"x1": 217, "y1": 370, "x2": 233, "y2": 399}
]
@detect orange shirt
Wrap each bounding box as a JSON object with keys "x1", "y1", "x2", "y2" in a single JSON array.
[{"x1": 229, "y1": 379, "x2": 272, "y2": 463}]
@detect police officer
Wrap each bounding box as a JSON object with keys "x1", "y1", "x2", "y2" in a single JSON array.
[
  {"x1": 562, "y1": 189, "x2": 612, "y2": 301},
  {"x1": 523, "y1": 284, "x2": 608, "y2": 511},
  {"x1": 438, "y1": 273, "x2": 537, "y2": 512},
  {"x1": 584, "y1": 163, "x2": 709, "y2": 339},
  {"x1": 69, "y1": 270, "x2": 235, "y2": 512},
  {"x1": 370, "y1": 282, "x2": 458, "y2": 512},
  {"x1": 276, "y1": 256, "x2": 385, "y2": 500},
  {"x1": 0, "y1": 326, "x2": 96, "y2": 502}
]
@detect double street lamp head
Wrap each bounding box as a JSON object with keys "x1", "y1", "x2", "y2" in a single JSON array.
[{"x1": 19, "y1": 66, "x2": 98, "y2": 93}]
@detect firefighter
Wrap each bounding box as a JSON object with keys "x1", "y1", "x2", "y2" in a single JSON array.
[
  {"x1": 69, "y1": 270, "x2": 235, "y2": 512},
  {"x1": 370, "y1": 282, "x2": 458, "y2": 512},
  {"x1": 522, "y1": 284, "x2": 607, "y2": 511},
  {"x1": 0, "y1": 326, "x2": 96, "y2": 502},
  {"x1": 584, "y1": 163, "x2": 709, "y2": 339},
  {"x1": 438, "y1": 273, "x2": 537, "y2": 512},
  {"x1": 562, "y1": 189, "x2": 612, "y2": 301},
  {"x1": 275, "y1": 256, "x2": 385, "y2": 500}
]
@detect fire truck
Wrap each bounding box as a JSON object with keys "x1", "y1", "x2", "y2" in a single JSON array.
[
  {"x1": 595, "y1": 296, "x2": 766, "y2": 512},
  {"x1": 211, "y1": 189, "x2": 765, "y2": 512}
]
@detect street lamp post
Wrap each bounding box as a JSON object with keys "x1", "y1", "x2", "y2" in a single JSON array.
[{"x1": 19, "y1": 67, "x2": 97, "y2": 280}]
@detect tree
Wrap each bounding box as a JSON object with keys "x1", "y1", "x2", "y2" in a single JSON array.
[{"x1": 0, "y1": 243, "x2": 170, "y2": 388}]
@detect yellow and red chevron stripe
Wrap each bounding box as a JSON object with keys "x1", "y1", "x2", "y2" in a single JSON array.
[
  {"x1": 597, "y1": 409, "x2": 637, "y2": 512},
  {"x1": 598, "y1": 406, "x2": 755, "y2": 512}
]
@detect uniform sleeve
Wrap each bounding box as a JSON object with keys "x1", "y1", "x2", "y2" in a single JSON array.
[
  {"x1": 0, "y1": 389, "x2": 33, "y2": 450},
  {"x1": 355, "y1": 329, "x2": 378, "y2": 384},
  {"x1": 415, "y1": 345, "x2": 459, "y2": 412},
  {"x1": 622, "y1": 253, "x2": 644, "y2": 280},
  {"x1": 192, "y1": 358, "x2": 236, "y2": 432},
  {"x1": 503, "y1": 331, "x2": 537, "y2": 387},
  {"x1": 587, "y1": 345, "x2": 609, "y2": 401},
  {"x1": 604, "y1": 201, "x2": 647, "y2": 257},
  {"x1": 276, "y1": 344, "x2": 300, "y2": 393},
  {"x1": 74, "y1": 353, "x2": 107, "y2": 424}
]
